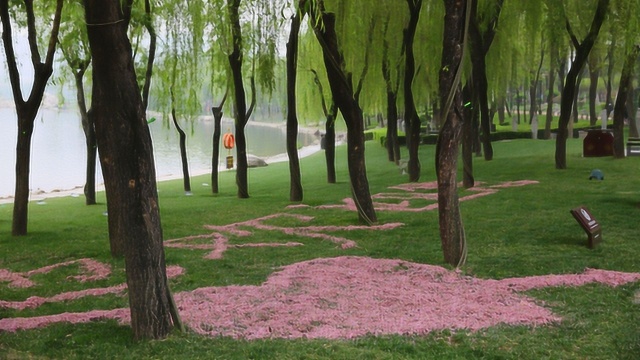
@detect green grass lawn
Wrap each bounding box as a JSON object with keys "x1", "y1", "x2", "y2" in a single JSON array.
[{"x1": 1, "y1": 135, "x2": 639, "y2": 359}]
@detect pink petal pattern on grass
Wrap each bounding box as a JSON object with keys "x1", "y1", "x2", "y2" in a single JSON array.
[
  {"x1": 0, "y1": 309, "x2": 130, "y2": 333},
  {"x1": 0, "y1": 258, "x2": 111, "y2": 288},
  {"x1": 174, "y1": 256, "x2": 640, "y2": 340},
  {"x1": 291, "y1": 180, "x2": 538, "y2": 213},
  {"x1": 2, "y1": 257, "x2": 639, "y2": 337},
  {"x1": 0, "y1": 265, "x2": 185, "y2": 311},
  {"x1": 165, "y1": 213, "x2": 403, "y2": 259}
]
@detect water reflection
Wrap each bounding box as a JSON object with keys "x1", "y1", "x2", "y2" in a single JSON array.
[{"x1": 0, "y1": 107, "x2": 317, "y2": 198}]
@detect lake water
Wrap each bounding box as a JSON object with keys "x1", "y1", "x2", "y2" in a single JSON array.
[{"x1": 0, "y1": 106, "x2": 318, "y2": 199}]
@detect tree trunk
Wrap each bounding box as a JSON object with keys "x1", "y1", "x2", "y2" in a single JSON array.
[
  {"x1": 468, "y1": 0, "x2": 502, "y2": 161},
  {"x1": 403, "y1": 0, "x2": 423, "y2": 182},
  {"x1": 545, "y1": 51, "x2": 557, "y2": 139},
  {"x1": 211, "y1": 94, "x2": 227, "y2": 194},
  {"x1": 437, "y1": 0, "x2": 467, "y2": 267},
  {"x1": 605, "y1": 37, "x2": 616, "y2": 118},
  {"x1": 74, "y1": 66, "x2": 97, "y2": 205},
  {"x1": 628, "y1": 77, "x2": 639, "y2": 138},
  {"x1": 228, "y1": 0, "x2": 250, "y2": 199},
  {"x1": 555, "y1": 0, "x2": 609, "y2": 169},
  {"x1": 529, "y1": 47, "x2": 544, "y2": 125},
  {"x1": 286, "y1": 9, "x2": 303, "y2": 202},
  {"x1": 324, "y1": 110, "x2": 337, "y2": 183},
  {"x1": 310, "y1": 7, "x2": 377, "y2": 224},
  {"x1": 170, "y1": 100, "x2": 191, "y2": 193},
  {"x1": 613, "y1": 46, "x2": 639, "y2": 158},
  {"x1": 386, "y1": 91, "x2": 400, "y2": 164},
  {"x1": 462, "y1": 84, "x2": 475, "y2": 188},
  {"x1": 84, "y1": 0, "x2": 173, "y2": 340},
  {"x1": 310, "y1": 68, "x2": 337, "y2": 183},
  {"x1": 1, "y1": 0, "x2": 62, "y2": 236},
  {"x1": 588, "y1": 56, "x2": 600, "y2": 126},
  {"x1": 382, "y1": 20, "x2": 401, "y2": 164}
]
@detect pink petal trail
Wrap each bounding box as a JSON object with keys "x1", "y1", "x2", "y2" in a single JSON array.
[
  {"x1": 4, "y1": 179, "x2": 636, "y2": 339},
  {"x1": 0, "y1": 258, "x2": 111, "y2": 288},
  {"x1": 174, "y1": 256, "x2": 640, "y2": 340},
  {"x1": 292, "y1": 180, "x2": 538, "y2": 213},
  {"x1": 1, "y1": 257, "x2": 639, "y2": 338},
  {"x1": 165, "y1": 213, "x2": 403, "y2": 259}
]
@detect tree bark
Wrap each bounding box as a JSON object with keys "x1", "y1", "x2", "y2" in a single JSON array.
[
  {"x1": 324, "y1": 109, "x2": 337, "y2": 183},
  {"x1": 555, "y1": 0, "x2": 609, "y2": 169},
  {"x1": 170, "y1": 88, "x2": 191, "y2": 193},
  {"x1": 1, "y1": 0, "x2": 63, "y2": 236},
  {"x1": 404, "y1": 0, "x2": 423, "y2": 182},
  {"x1": 310, "y1": 69, "x2": 337, "y2": 183},
  {"x1": 461, "y1": 84, "x2": 475, "y2": 188},
  {"x1": 211, "y1": 93, "x2": 227, "y2": 194},
  {"x1": 588, "y1": 54, "x2": 600, "y2": 126},
  {"x1": 75, "y1": 65, "x2": 97, "y2": 205},
  {"x1": 628, "y1": 77, "x2": 639, "y2": 138},
  {"x1": 613, "y1": 46, "x2": 640, "y2": 158},
  {"x1": 381, "y1": 17, "x2": 401, "y2": 164},
  {"x1": 286, "y1": 8, "x2": 303, "y2": 202},
  {"x1": 437, "y1": 0, "x2": 468, "y2": 267},
  {"x1": 544, "y1": 47, "x2": 557, "y2": 139},
  {"x1": 309, "y1": 5, "x2": 377, "y2": 224},
  {"x1": 84, "y1": 0, "x2": 173, "y2": 340}
]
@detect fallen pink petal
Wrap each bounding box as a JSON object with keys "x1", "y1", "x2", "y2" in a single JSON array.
[{"x1": 3, "y1": 257, "x2": 638, "y2": 339}]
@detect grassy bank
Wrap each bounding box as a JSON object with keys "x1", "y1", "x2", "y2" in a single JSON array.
[{"x1": 1, "y1": 136, "x2": 640, "y2": 359}]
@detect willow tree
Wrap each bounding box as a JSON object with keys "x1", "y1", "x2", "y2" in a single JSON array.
[
  {"x1": 543, "y1": 0, "x2": 567, "y2": 139},
  {"x1": 58, "y1": 0, "x2": 95, "y2": 205},
  {"x1": 437, "y1": 0, "x2": 469, "y2": 267},
  {"x1": 555, "y1": 0, "x2": 609, "y2": 169},
  {"x1": 1, "y1": 0, "x2": 63, "y2": 236},
  {"x1": 380, "y1": 10, "x2": 403, "y2": 164},
  {"x1": 468, "y1": 0, "x2": 504, "y2": 162},
  {"x1": 306, "y1": 0, "x2": 377, "y2": 224},
  {"x1": 610, "y1": 0, "x2": 640, "y2": 155},
  {"x1": 226, "y1": 0, "x2": 279, "y2": 198},
  {"x1": 83, "y1": 0, "x2": 177, "y2": 340}
]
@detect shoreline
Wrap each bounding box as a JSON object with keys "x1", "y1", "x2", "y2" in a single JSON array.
[{"x1": 0, "y1": 143, "x2": 324, "y2": 205}]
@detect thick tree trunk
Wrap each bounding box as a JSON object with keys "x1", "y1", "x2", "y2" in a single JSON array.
[
  {"x1": 12, "y1": 114, "x2": 36, "y2": 236},
  {"x1": 286, "y1": 10, "x2": 303, "y2": 202},
  {"x1": 228, "y1": 0, "x2": 250, "y2": 199},
  {"x1": 555, "y1": 0, "x2": 609, "y2": 169},
  {"x1": 404, "y1": 0, "x2": 423, "y2": 182},
  {"x1": 84, "y1": 0, "x2": 173, "y2": 340},
  {"x1": 310, "y1": 8, "x2": 377, "y2": 224},
  {"x1": 437, "y1": 0, "x2": 467, "y2": 267},
  {"x1": 613, "y1": 46, "x2": 639, "y2": 158}
]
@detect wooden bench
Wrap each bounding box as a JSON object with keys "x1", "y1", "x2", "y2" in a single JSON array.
[{"x1": 627, "y1": 137, "x2": 640, "y2": 156}]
